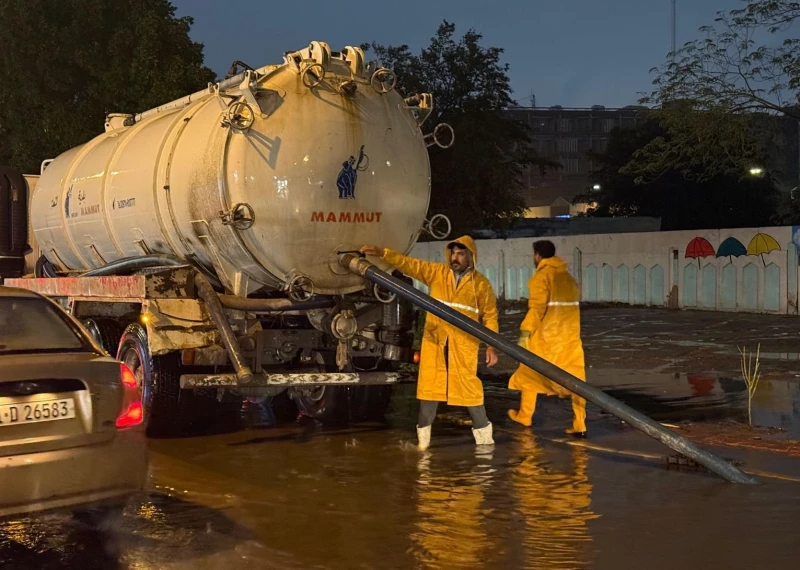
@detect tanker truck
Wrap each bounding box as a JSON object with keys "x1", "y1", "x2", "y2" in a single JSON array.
[{"x1": 3, "y1": 41, "x2": 454, "y2": 436}]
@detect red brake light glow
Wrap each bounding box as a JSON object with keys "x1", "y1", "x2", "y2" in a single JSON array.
[
  {"x1": 120, "y1": 363, "x2": 138, "y2": 388},
  {"x1": 116, "y1": 363, "x2": 143, "y2": 429},
  {"x1": 116, "y1": 401, "x2": 143, "y2": 429}
]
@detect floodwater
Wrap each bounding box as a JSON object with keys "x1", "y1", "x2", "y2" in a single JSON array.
[
  {"x1": 2, "y1": 382, "x2": 800, "y2": 570},
  {"x1": 588, "y1": 369, "x2": 800, "y2": 437}
]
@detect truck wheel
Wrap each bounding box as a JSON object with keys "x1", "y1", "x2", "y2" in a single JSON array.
[
  {"x1": 292, "y1": 386, "x2": 350, "y2": 424},
  {"x1": 82, "y1": 318, "x2": 125, "y2": 356},
  {"x1": 116, "y1": 323, "x2": 186, "y2": 437},
  {"x1": 270, "y1": 390, "x2": 299, "y2": 423},
  {"x1": 350, "y1": 386, "x2": 394, "y2": 421}
]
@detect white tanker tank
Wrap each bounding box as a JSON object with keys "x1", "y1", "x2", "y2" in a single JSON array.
[{"x1": 31, "y1": 41, "x2": 453, "y2": 297}]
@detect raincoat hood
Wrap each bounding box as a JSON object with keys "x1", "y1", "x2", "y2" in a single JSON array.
[
  {"x1": 446, "y1": 235, "x2": 478, "y2": 266},
  {"x1": 536, "y1": 255, "x2": 567, "y2": 272}
]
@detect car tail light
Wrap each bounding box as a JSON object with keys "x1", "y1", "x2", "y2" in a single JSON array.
[
  {"x1": 116, "y1": 363, "x2": 143, "y2": 429},
  {"x1": 413, "y1": 350, "x2": 421, "y2": 364}
]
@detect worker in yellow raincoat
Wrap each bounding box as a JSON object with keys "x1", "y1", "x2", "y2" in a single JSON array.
[
  {"x1": 508, "y1": 240, "x2": 588, "y2": 437},
  {"x1": 360, "y1": 236, "x2": 499, "y2": 449}
]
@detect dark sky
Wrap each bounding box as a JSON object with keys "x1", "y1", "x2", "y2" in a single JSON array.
[{"x1": 171, "y1": 0, "x2": 742, "y2": 109}]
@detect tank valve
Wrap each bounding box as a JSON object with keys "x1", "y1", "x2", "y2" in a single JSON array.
[
  {"x1": 220, "y1": 203, "x2": 255, "y2": 230},
  {"x1": 339, "y1": 80, "x2": 358, "y2": 96},
  {"x1": 424, "y1": 123, "x2": 455, "y2": 149},
  {"x1": 370, "y1": 68, "x2": 397, "y2": 94},
  {"x1": 301, "y1": 63, "x2": 326, "y2": 89},
  {"x1": 221, "y1": 101, "x2": 255, "y2": 132},
  {"x1": 330, "y1": 310, "x2": 358, "y2": 340},
  {"x1": 286, "y1": 273, "x2": 314, "y2": 302},
  {"x1": 421, "y1": 214, "x2": 452, "y2": 240},
  {"x1": 373, "y1": 283, "x2": 397, "y2": 304}
]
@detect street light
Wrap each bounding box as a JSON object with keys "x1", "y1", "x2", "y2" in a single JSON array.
[
  {"x1": 592, "y1": 183, "x2": 602, "y2": 191},
  {"x1": 749, "y1": 166, "x2": 764, "y2": 176}
]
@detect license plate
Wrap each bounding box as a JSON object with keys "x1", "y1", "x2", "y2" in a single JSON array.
[{"x1": 0, "y1": 399, "x2": 76, "y2": 426}]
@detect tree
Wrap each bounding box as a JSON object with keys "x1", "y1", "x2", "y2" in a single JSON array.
[
  {"x1": 773, "y1": 190, "x2": 800, "y2": 223},
  {"x1": 577, "y1": 117, "x2": 779, "y2": 230},
  {"x1": 0, "y1": 0, "x2": 216, "y2": 174},
  {"x1": 362, "y1": 21, "x2": 558, "y2": 235},
  {"x1": 624, "y1": 0, "x2": 800, "y2": 185}
]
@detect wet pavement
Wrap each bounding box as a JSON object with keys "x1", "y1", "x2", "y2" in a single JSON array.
[
  {"x1": 3, "y1": 383, "x2": 800, "y2": 570},
  {"x1": 491, "y1": 306, "x2": 800, "y2": 380},
  {"x1": 3, "y1": 307, "x2": 800, "y2": 569}
]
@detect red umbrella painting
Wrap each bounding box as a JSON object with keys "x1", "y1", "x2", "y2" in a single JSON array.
[{"x1": 685, "y1": 237, "x2": 716, "y2": 267}]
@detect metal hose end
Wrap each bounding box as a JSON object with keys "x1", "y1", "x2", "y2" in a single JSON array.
[
  {"x1": 338, "y1": 253, "x2": 372, "y2": 276},
  {"x1": 237, "y1": 368, "x2": 254, "y2": 384}
]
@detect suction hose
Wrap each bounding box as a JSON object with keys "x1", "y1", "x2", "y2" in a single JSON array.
[{"x1": 339, "y1": 252, "x2": 758, "y2": 484}]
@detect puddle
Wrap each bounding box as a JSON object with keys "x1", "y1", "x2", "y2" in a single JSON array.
[
  {"x1": 587, "y1": 370, "x2": 800, "y2": 437},
  {"x1": 759, "y1": 352, "x2": 800, "y2": 361}
]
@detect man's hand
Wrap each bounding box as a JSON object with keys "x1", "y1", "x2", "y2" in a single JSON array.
[
  {"x1": 517, "y1": 331, "x2": 531, "y2": 349},
  {"x1": 360, "y1": 245, "x2": 383, "y2": 257},
  {"x1": 486, "y1": 346, "x2": 499, "y2": 367}
]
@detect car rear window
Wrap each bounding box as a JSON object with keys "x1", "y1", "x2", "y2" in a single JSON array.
[{"x1": 0, "y1": 297, "x2": 92, "y2": 354}]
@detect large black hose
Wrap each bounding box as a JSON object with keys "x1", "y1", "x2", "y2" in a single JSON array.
[
  {"x1": 82, "y1": 255, "x2": 189, "y2": 276},
  {"x1": 81, "y1": 254, "x2": 223, "y2": 289},
  {"x1": 339, "y1": 253, "x2": 758, "y2": 484}
]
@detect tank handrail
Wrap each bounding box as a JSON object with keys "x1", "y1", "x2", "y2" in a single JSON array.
[
  {"x1": 338, "y1": 252, "x2": 758, "y2": 485},
  {"x1": 133, "y1": 65, "x2": 273, "y2": 123}
]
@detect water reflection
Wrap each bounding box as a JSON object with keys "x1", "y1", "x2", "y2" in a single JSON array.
[
  {"x1": 409, "y1": 433, "x2": 598, "y2": 570},
  {"x1": 411, "y1": 448, "x2": 495, "y2": 568},
  {"x1": 512, "y1": 435, "x2": 598, "y2": 569}
]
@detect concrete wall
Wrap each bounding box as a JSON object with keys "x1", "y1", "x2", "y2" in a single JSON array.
[{"x1": 410, "y1": 226, "x2": 800, "y2": 315}]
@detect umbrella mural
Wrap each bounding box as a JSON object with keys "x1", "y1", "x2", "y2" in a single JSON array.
[
  {"x1": 716, "y1": 237, "x2": 747, "y2": 263},
  {"x1": 685, "y1": 237, "x2": 716, "y2": 267},
  {"x1": 747, "y1": 232, "x2": 781, "y2": 266}
]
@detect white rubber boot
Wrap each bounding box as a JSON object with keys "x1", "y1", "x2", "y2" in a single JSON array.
[
  {"x1": 417, "y1": 425, "x2": 432, "y2": 451},
  {"x1": 472, "y1": 422, "x2": 494, "y2": 446}
]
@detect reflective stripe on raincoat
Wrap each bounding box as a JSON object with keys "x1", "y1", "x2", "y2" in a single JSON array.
[
  {"x1": 381, "y1": 235, "x2": 499, "y2": 406},
  {"x1": 509, "y1": 256, "x2": 586, "y2": 396}
]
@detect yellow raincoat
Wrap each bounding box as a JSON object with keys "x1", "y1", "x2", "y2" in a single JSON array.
[
  {"x1": 380, "y1": 236, "x2": 499, "y2": 407},
  {"x1": 509, "y1": 256, "x2": 587, "y2": 430}
]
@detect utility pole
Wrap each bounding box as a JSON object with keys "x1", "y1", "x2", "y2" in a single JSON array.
[{"x1": 671, "y1": 0, "x2": 677, "y2": 62}]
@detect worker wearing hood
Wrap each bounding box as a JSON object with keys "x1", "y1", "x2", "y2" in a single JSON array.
[
  {"x1": 508, "y1": 240, "x2": 587, "y2": 437},
  {"x1": 360, "y1": 236, "x2": 499, "y2": 449}
]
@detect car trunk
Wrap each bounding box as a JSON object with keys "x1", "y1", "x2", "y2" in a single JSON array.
[{"x1": 0, "y1": 352, "x2": 122, "y2": 457}]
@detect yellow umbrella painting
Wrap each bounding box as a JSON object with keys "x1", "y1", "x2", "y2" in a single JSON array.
[{"x1": 747, "y1": 233, "x2": 781, "y2": 265}]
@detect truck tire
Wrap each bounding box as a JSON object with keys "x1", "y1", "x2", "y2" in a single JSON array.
[
  {"x1": 350, "y1": 386, "x2": 394, "y2": 421},
  {"x1": 292, "y1": 386, "x2": 351, "y2": 424},
  {"x1": 116, "y1": 323, "x2": 188, "y2": 437},
  {"x1": 293, "y1": 385, "x2": 393, "y2": 424},
  {"x1": 270, "y1": 390, "x2": 299, "y2": 423},
  {"x1": 82, "y1": 318, "x2": 125, "y2": 356}
]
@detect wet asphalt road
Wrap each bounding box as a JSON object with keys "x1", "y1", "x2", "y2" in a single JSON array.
[{"x1": 3, "y1": 382, "x2": 800, "y2": 570}]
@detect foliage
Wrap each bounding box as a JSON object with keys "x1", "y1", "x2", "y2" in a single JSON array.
[
  {"x1": 576, "y1": 117, "x2": 779, "y2": 230},
  {"x1": 772, "y1": 190, "x2": 800, "y2": 223},
  {"x1": 362, "y1": 21, "x2": 559, "y2": 235},
  {"x1": 0, "y1": 0, "x2": 216, "y2": 173},
  {"x1": 624, "y1": 0, "x2": 800, "y2": 183}
]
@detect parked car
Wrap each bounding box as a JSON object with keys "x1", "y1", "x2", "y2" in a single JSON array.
[{"x1": 0, "y1": 286, "x2": 148, "y2": 526}]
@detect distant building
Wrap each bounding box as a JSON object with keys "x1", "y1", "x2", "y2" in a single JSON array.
[
  {"x1": 505, "y1": 105, "x2": 800, "y2": 219},
  {"x1": 505, "y1": 105, "x2": 644, "y2": 218}
]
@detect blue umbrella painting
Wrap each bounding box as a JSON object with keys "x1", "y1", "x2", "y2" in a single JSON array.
[{"x1": 716, "y1": 237, "x2": 747, "y2": 263}]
